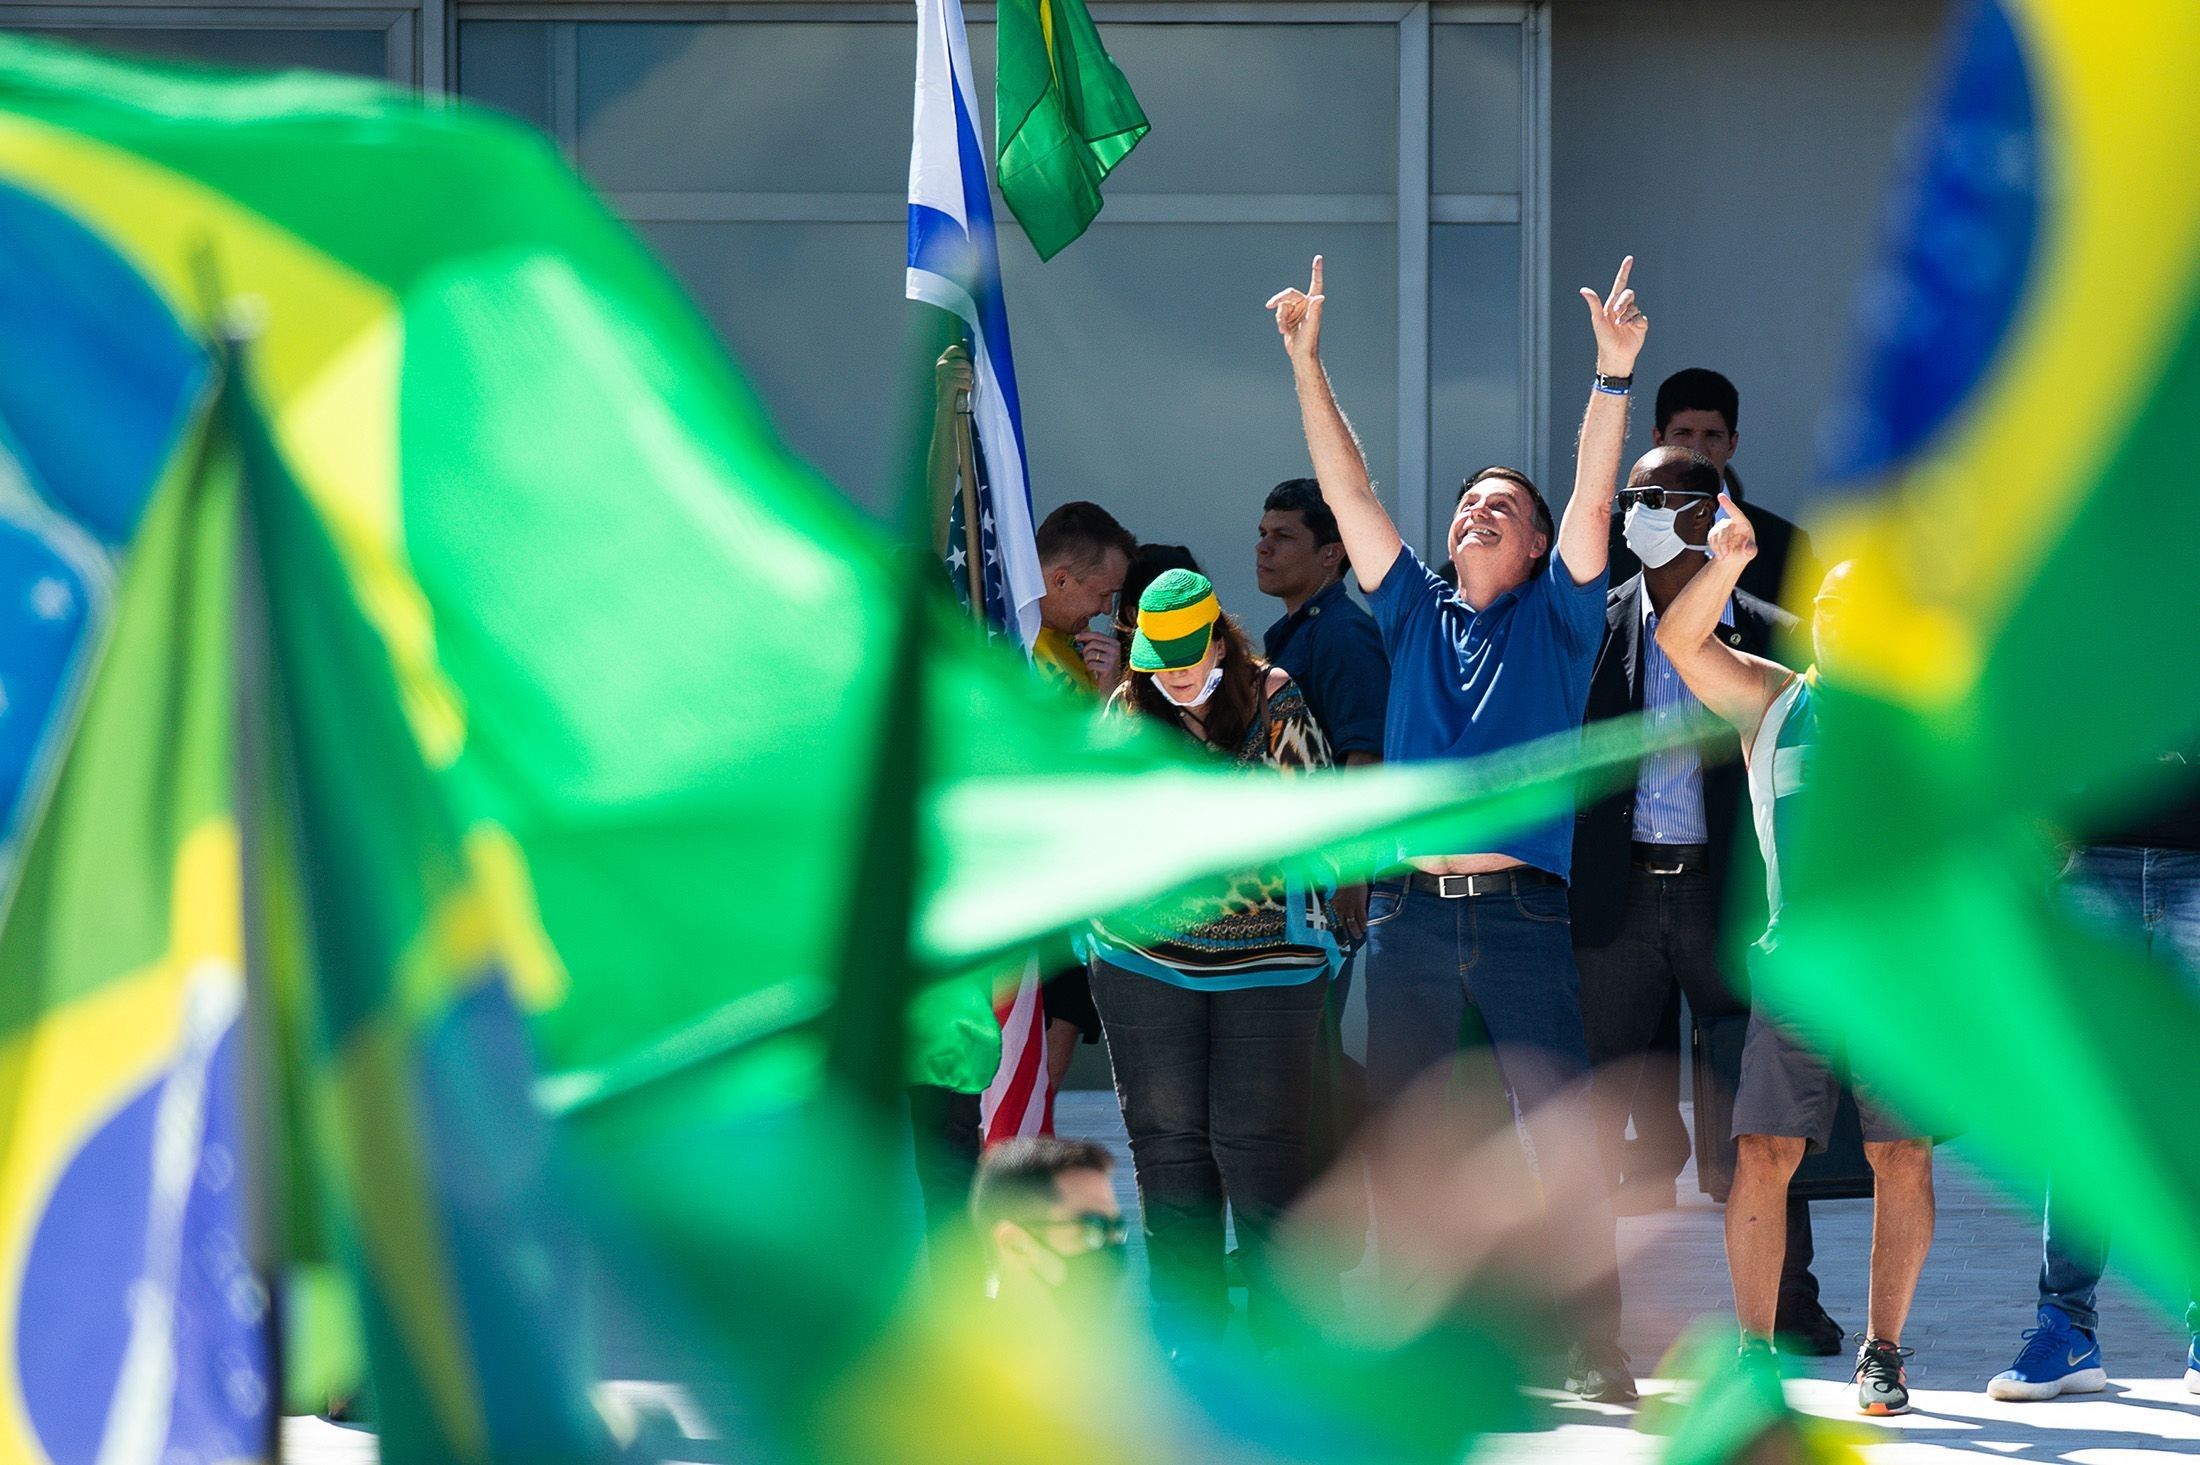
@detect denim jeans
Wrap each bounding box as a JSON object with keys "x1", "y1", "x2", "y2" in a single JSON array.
[
  {"x1": 1089, "y1": 962, "x2": 1328, "y2": 1347},
  {"x1": 1364, "y1": 877, "x2": 1623, "y2": 1345},
  {"x1": 2042, "y1": 845, "x2": 2200, "y2": 1336}
]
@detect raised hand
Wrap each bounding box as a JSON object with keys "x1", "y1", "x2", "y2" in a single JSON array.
[
  {"x1": 1578, "y1": 255, "x2": 1647, "y2": 376},
  {"x1": 934, "y1": 342, "x2": 975, "y2": 405},
  {"x1": 1707, "y1": 491, "x2": 1757, "y2": 564},
  {"x1": 1266, "y1": 256, "x2": 1326, "y2": 367}
]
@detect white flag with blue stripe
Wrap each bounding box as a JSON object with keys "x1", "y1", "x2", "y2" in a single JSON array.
[{"x1": 908, "y1": 0, "x2": 1045, "y2": 650}]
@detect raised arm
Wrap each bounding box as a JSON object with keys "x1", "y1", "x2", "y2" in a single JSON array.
[
  {"x1": 1558, "y1": 256, "x2": 1648, "y2": 586},
  {"x1": 1268, "y1": 257, "x2": 1404, "y2": 592},
  {"x1": 1655, "y1": 493, "x2": 1792, "y2": 746}
]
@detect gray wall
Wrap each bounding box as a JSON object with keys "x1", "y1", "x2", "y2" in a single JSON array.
[{"x1": 1546, "y1": 0, "x2": 1949, "y2": 522}]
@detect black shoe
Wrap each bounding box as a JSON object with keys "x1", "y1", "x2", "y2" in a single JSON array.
[
  {"x1": 1775, "y1": 1295, "x2": 1847, "y2": 1357},
  {"x1": 1567, "y1": 1341, "x2": 1639, "y2": 1404}
]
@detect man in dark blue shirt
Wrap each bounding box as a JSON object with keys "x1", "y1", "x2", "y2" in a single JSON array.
[
  {"x1": 1257, "y1": 476, "x2": 1390, "y2": 945},
  {"x1": 1268, "y1": 253, "x2": 1647, "y2": 1403}
]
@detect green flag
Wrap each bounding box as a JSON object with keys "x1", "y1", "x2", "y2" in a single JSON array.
[
  {"x1": 1760, "y1": 0, "x2": 2200, "y2": 1313},
  {"x1": 996, "y1": 0, "x2": 1149, "y2": 260}
]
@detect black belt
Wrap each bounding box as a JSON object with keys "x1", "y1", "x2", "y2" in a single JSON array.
[
  {"x1": 1632, "y1": 842, "x2": 1710, "y2": 875},
  {"x1": 1405, "y1": 867, "x2": 1563, "y2": 899}
]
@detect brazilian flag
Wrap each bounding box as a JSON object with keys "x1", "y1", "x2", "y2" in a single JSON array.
[{"x1": 1766, "y1": 0, "x2": 2200, "y2": 1313}]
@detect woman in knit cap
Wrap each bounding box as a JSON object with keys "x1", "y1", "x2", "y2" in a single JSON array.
[{"x1": 1086, "y1": 567, "x2": 1340, "y2": 1350}]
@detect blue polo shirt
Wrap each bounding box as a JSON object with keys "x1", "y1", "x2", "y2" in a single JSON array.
[
  {"x1": 1365, "y1": 546, "x2": 1606, "y2": 879},
  {"x1": 1262, "y1": 579, "x2": 1389, "y2": 759}
]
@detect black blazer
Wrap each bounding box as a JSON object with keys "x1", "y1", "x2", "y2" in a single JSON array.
[{"x1": 1570, "y1": 574, "x2": 1799, "y2": 950}]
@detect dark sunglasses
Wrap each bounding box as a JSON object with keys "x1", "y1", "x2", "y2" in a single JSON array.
[
  {"x1": 1046, "y1": 1211, "x2": 1131, "y2": 1250},
  {"x1": 1616, "y1": 487, "x2": 1717, "y2": 511}
]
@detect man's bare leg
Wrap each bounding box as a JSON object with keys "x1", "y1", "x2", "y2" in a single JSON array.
[
  {"x1": 1727, "y1": 1133, "x2": 1808, "y2": 1338},
  {"x1": 1863, "y1": 1139, "x2": 1935, "y2": 1342}
]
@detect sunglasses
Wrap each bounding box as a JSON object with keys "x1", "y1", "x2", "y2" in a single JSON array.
[
  {"x1": 1616, "y1": 487, "x2": 1718, "y2": 511},
  {"x1": 1045, "y1": 1211, "x2": 1131, "y2": 1251}
]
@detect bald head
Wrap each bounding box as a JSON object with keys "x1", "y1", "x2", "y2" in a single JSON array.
[
  {"x1": 1626, "y1": 445, "x2": 1720, "y2": 495},
  {"x1": 1812, "y1": 559, "x2": 1857, "y2": 669}
]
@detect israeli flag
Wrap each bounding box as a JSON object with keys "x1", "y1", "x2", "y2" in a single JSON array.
[{"x1": 907, "y1": 0, "x2": 1045, "y2": 649}]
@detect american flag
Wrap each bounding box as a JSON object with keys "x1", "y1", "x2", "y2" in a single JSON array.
[
  {"x1": 909, "y1": 0, "x2": 1050, "y2": 1145},
  {"x1": 944, "y1": 434, "x2": 1013, "y2": 629}
]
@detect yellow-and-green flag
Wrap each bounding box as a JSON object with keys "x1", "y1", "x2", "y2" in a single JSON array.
[
  {"x1": 1765, "y1": 0, "x2": 2200, "y2": 1313},
  {"x1": 996, "y1": 0, "x2": 1149, "y2": 260}
]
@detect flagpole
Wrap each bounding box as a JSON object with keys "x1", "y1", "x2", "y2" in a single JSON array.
[
  {"x1": 219, "y1": 333, "x2": 290, "y2": 1465},
  {"x1": 949, "y1": 351, "x2": 984, "y2": 616}
]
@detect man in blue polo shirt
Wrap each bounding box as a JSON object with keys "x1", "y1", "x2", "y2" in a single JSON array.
[{"x1": 1267, "y1": 253, "x2": 1647, "y2": 1403}]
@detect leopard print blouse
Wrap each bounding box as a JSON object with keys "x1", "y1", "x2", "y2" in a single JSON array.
[{"x1": 1087, "y1": 670, "x2": 1341, "y2": 988}]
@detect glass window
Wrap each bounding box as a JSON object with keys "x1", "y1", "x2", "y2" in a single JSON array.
[
  {"x1": 563, "y1": 21, "x2": 1397, "y2": 200},
  {"x1": 16, "y1": 25, "x2": 389, "y2": 78},
  {"x1": 1432, "y1": 24, "x2": 1521, "y2": 196},
  {"x1": 575, "y1": 23, "x2": 917, "y2": 193},
  {"x1": 458, "y1": 20, "x2": 553, "y2": 134},
  {"x1": 1430, "y1": 224, "x2": 1524, "y2": 508},
  {"x1": 1000, "y1": 222, "x2": 1396, "y2": 617},
  {"x1": 1041, "y1": 25, "x2": 1397, "y2": 197}
]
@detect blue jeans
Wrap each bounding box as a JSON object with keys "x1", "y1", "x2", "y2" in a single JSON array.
[
  {"x1": 1365, "y1": 877, "x2": 1622, "y2": 1345},
  {"x1": 2043, "y1": 845, "x2": 2200, "y2": 1336}
]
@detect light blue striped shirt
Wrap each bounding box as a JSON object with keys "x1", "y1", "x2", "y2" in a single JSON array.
[{"x1": 1636, "y1": 590, "x2": 1732, "y2": 845}]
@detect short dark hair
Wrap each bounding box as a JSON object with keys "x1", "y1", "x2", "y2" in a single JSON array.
[
  {"x1": 1458, "y1": 464, "x2": 1554, "y2": 539},
  {"x1": 1455, "y1": 466, "x2": 1553, "y2": 579},
  {"x1": 1264, "y1": 477, "x2": 1348, "y2": 576},
  {"x1": 1035, "y1": 501, "x2": 1136, "y2": 574},
  {"x1": 1655, "y1": 368, "x2": 1740, "y2": 437},
  {"x1": 970, "y1": 1137, "x2": 1114, "y2": 1233}
]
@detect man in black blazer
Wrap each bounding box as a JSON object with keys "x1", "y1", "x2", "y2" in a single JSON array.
[{"x1": 1572, "y1": 445, "x2": 1842, "y2": 1354}]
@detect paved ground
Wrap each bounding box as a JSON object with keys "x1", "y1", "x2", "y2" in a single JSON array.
[{"x1": 1056, "y1": 1088, "x2": 2200, "y2": 1462}]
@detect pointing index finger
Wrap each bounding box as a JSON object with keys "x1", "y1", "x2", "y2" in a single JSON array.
[
  {"x1": 1608, "y1": 255, "x2": 1634, "y2": 306},
  {"x1": 1310, "y1": 255, "x2": 1324, "y2": 297}
]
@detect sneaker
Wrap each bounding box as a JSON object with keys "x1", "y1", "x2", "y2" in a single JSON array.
[
  {"x1": 1775, "y1": 1294, "x2": 1847, "y2": 1357},
  {"x1": 2185, "y1": 1335, "x2": 2199, "y2": 1394},
  {"x1": 1854, "y1": 1336, "x2": 1913, "y2": 1416},
  {"x1": 1567, "y1": 1340, "x2": 1639, "y2": 1405},
  {"x1": 1986, "y1": 1304, "x2": 2107, "y2": 1401}
]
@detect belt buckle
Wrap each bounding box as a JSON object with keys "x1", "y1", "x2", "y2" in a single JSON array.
[
  {"x1": 1436, "y1": 872, "x2": 1505, "y2": 898},
  {"x1": 1645, "y1": 857, "x2": 1687, "y2": 877}
]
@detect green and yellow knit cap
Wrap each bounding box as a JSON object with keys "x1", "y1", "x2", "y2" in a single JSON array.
[{"x1": 1130, "y1": 568, "x2": 1222, "y2": 672}]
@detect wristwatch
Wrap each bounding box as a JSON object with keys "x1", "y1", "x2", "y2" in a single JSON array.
[{"x1": 1593, "y1": 370, "x2": 1634, "y2": 394}]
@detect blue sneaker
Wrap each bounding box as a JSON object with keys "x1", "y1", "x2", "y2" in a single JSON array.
[
  {"x1": 1987, "y1": 1304, "x2": 2107, "y2": 1401},
  {"x1": 2185, "y1": 1335, "x2": 2198, "y2": 1395}
]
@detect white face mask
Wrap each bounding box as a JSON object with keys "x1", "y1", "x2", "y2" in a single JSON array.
[
  {"x1": 1158, "y1": 665, "x2": 1225, "y2": 709},
  {"x1": 1622, "y1": 503, "x2": 1708, "y2": 569}
]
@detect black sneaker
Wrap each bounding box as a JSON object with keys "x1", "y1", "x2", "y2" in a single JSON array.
[
  {"x1": 1854, "y1": 1335, "x2": 1913, "y2": 1416},
  {"x1": 1567, "y1": 1340, "x2": 1639, "y2": 1404},
  {"x1": 1775, "y1": 1295, "x2": 1847, "y2": 1357}
]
